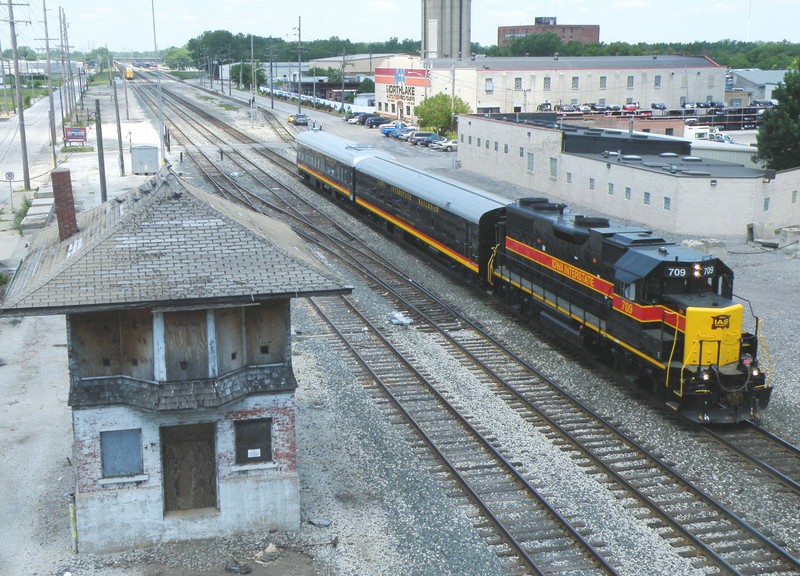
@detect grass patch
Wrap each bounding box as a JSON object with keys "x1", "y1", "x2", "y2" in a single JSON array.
[
  {"x1": 218, "y1": 102, "x2": 237, "y2": 111},
  {"x1": 62, "y1": 146, "x2": 95, "y2": 153},
  {"x1": 13, "y1": 195, "x2": 32, "y2": 231},
  {"x1": 171, "y1": 71, "x2": 204, "y2": 81}
]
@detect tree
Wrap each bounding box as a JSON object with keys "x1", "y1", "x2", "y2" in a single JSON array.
[
  {"x1": 753, "y1": 66, "x2": 800, "y2": 170},
  {"x1": 356, "y1": 78, "x2": 374, "y2": 94},
  {"x1": 229, "y1": 63, "x2": 266, "y2": 91},
  {"x1": 414, "y1": 93, "x2": 471, "y2": 133},
  {"x1": 507, "y1": 32, "x2": 563, "y2": 57},
  {"x1": 162, "y1": 47, "x2": 193, "y2": 70}
]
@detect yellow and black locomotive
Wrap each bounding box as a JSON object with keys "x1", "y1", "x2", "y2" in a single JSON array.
[{"x1": 488, "y1": 198, "x2": 770, "y2": 423}]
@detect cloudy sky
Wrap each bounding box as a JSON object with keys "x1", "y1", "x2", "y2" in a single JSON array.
[{"x1": 3, "y1": 0, "x2": 799, "y2": 54}]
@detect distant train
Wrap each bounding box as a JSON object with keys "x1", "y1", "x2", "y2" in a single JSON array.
[
  {"x1": 295, "y1": 130, "x2": 772, "y2": 424},
  {"x1": 124, "y1": 67, "x2": 134, "y2": 80}
]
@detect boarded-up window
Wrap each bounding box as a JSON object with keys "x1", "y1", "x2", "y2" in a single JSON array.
[
  {"x1": 101, "y1": 429, "x2": 143, "y2": 477},
  {"x1": 235, "y1": 419, "x2": 273, "y2": 464},
  {"x1": 164, "y1": 310, "x2": 208, "y2": 380},
  {"x1": 215, "y1": 307, "x2": 243, "y2": 375},
  {"x1": 161, "y1": 423, "x2": 217, "y2": 512}
]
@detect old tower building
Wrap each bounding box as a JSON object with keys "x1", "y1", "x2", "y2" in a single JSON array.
[
  {"x1": 421, "y1": 0, "x2": 471, "y2": 60},
  {"x1": 0, "y1": 166, "x2": 350, "y2": 552}
]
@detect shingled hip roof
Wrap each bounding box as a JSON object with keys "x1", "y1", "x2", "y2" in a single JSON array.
[{"x1": 1, "y1": 166, "x2": 351, "y2": 315}]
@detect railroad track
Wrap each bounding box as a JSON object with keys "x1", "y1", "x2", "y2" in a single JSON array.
[{"x1": 308, "y1": 294, "x2": 620, "y2": 576}]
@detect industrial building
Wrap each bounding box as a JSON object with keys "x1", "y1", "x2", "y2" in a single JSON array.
[
  {"x1": 374, "y1": 54, "x2": 726, "y2": 120},
  {"x1": 497, "y1": 17, "x2": 600, "y2": 47},
  {"x1": 455, "y1": 113, "x2": 799, "y2": 237}
]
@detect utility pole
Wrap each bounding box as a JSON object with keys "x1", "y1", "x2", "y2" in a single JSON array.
[
  {"x1": 250, "y1": 34, "x2": 255, "y2": 123},
  {"x1": 340, "y1": 50, "x2": 346, "y2": 112},
  {"x1": 121, "y1": 59, "x2": 129, "y2": 120},
  {"x1": 0, "y1": 36, "x2": 9, "y2": 116},
  {"x1": 58, "y1": 7, "x2": 71, "y2": 119},
  {"x1": 296, "y1": 16, "x2": 301, "y2": 114},
  {"x1": 41, "y1": 0, "x2": 58, "y2": 167},
  {"x1": 94, "y1": 99, "x2": 107, "y2": 202},
  {"x1": 62, "y1": 9, "x2": 77, "y2": 114},
  {"x1": 7, "y1": 0, "x2": 31, "y2": 190},
  {"x1": 112, "y1": 66, "x2": 125, "y2": 176}
]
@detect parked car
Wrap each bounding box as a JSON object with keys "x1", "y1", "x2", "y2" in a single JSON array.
[
  {"x1": 288, "y1": 114, "x2": 297, "y2": 124},
  {"x1": 292, "y1": 114, "x2": 308, "y2": 126},
  {"x1": 420, "y1": 134, "x2": 446, "y2": 147},
  {"x1": 589, "y1": 103, "x2": 607, "y2": 112},
  {"x1": 380, "y1": 120, "x2": 407, "y2": 133},
  {"x1": 606, "y1": 104, "x2": 622, "y2": 113},
  {"x1": 430, "y1": 138, "x2": 458, "y2": 152},
  {"x1": 622, "y1": 103, "x2": 638, "y2": 112},
  {"x1": 576, "y1": 104, "x2": 592, "y2": 113},
  {"x1": 408, "y1": 131, "x2": 437, "y2": 145},
  {"x1": 387, "y1": 125, "x2": 416, "y2": 137},
  {"x1": 396, "y1": 128, "x2": 418, "y2": 140},
  {"x1": 347, "y1": 112, "x2": 371, "y2": 124},
  {"x1": 392, "y1": 127, "x2": 417, "y2": 139},
  {"x1": 357, "y1": 114, "x2": 379, "y2": 125},
  {"x1": 695, "y1": 101, "x2": 712, "y2": 108},
  {"x1": 651, "y1": 102, "x2": 667, "y2": 110},
  {"x1": 365, "y1": 116, "x2": 391, "y2": 128}
]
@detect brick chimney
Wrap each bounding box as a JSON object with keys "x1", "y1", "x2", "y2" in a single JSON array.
[{"x1": 51, "y1": 167, "x2": 79, "y2": 241}]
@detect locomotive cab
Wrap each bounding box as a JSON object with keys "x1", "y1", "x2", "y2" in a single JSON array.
[{"x1": 615, "y1": 249, "x2": 770, "y2": 422}]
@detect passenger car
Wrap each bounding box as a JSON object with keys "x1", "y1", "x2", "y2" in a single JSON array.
[
  {"x1": 365, "y1": 116, "x2": 391, "y2": 128},
  {"x1": 408, "y1": 131, "x2": 437, "y2": 145},
  {"x1": 357, "y1": 114, "x2": 379, "y2": 125},
  {"x1": 380, "y1": 121, "x2": 407, "y2": 133},
  {"x1": 392, "y1": 127, "x2": 417, "y2": 139},
  {"x1": 651, "y1": 102, "x2": 667, "y2": 110},
  {"x1": 347, "y1": 112, "x2": 371, "y2": 124},
  {"x1": 419, "y1": 134, "x2": 446, "y2": 147},
  {"x1": 293, "y1": 114, "x2": 308, "y2": 126},
  {"x1": 430, "y1": 138, "x2": 458, "y2": 152}
]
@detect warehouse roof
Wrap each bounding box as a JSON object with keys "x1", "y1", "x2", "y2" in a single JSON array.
[{"x1": 431, "y1": 54, "x2": 721, "y2": 72}]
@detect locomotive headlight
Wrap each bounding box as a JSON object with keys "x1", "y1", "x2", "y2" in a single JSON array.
[
  {"x1": 702, "y1": 371, "x2": 710, "y2": 381},
  {"x1": 752, "y1": 367, "x2": 760, "y2": 377},
  {"x1": 693, "y1": 263, "x2": 702, "y2": 278}
]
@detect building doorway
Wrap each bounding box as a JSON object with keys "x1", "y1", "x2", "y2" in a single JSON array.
[{"x1": 161, "y1": 423, "x2": 217, "y2": 513}]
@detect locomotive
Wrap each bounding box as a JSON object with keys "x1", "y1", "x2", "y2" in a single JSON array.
[{"x1": 296, "y1": 130, "x2": 771, "y2": 424}]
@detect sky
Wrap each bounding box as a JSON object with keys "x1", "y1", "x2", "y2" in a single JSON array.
[{"x1": 3, "y1": 0, "x2": 800, "y2": 55}]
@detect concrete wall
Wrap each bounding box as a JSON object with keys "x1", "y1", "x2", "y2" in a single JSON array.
[
  {"x1": 457, "y1": 115, "x2": 800, "y2": 237},
  {"x1": 72, "y1": 394, "x2": 299, "y2": 553}
]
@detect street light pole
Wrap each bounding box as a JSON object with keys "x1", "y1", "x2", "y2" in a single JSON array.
[{"x1": 150, "y1": 0, "x2": 165, "y2": 163}]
